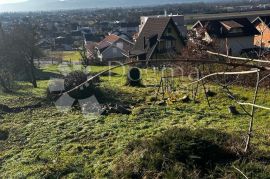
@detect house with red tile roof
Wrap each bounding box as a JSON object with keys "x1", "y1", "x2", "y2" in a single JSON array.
[
  {"x1": 95, "y1": 34, "x2": 134, "y2": 62},
  {"x1": 253, "y1": 16, "x2": 270, "y2": 48}
]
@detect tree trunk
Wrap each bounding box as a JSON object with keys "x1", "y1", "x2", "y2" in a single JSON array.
[
  {"x1": 245, "y1": 71, "x2": 260, "y2": 152},
  {"x1": 0, "y1": 77, "x2": 12, "y2": 93},
  {"x1": 29, "y1": 58, "x2": 37, "y2": 88}
]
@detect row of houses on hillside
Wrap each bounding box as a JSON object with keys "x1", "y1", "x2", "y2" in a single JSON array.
[
  {"x1": 86, "y1": 14, "x2": 270, "y2": 64},
  {"x1": 192, "y1": 16, "x2": 270, "y2": 56},
  {"x1": 87, "y1": 14, "x2": 187, "y2": 63}
]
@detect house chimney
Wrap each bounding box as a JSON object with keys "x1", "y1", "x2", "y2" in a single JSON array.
[{"x1": 164, "y1": 10, "x2": 167, "y2": 16}]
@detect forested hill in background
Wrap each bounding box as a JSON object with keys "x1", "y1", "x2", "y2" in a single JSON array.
[{"x1": 0, "y1": 0, "x2": 249, "y2": 12}]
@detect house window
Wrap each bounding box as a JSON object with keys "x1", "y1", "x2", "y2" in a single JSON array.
[
  {"x1": 166, "y1": 40, "x2": 172, "y2": 49},
  {"x1": 167, "y1": 28, "x2": 172, "y2": 34}
]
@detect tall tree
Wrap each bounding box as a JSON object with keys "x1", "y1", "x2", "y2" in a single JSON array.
[
  {"x1": 12, "y1": 22, "x2": 42, "y2": 88},
  {"x1": 0, "y1": 23, "x2": 21, "y2": 92},
  {"x1": 80, "y1": 43, "x2": 89, "y2": 68}
]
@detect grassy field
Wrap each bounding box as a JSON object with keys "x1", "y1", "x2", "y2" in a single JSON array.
[
  {"x1": 48, "y1": 51, "x2": 82, "y2": 62},
  {"x1": 187, "y1": 24, "x2": 194, "y2": 30},
  {"x1": 0, "y1": 64, "x2": 270, "y2": 178}
]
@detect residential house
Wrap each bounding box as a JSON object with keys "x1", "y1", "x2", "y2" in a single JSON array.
[
  {"x1": 130, "y1": 16, "x2": 185, "y2": 63},
  {"x1": 95, "y1": 34, "x2": 134, "y2": 62},
  {"x1": 252, "y1": 16, "x2": 270, "y2": 48},
  {"x1": 192, "y1": 18, "x2": 260, "y2": 55},
  {"x1": 71, "y1": 26, "x2": 95, "y2": 41},
  {"x1": 36, "y1": 39, "x2": 52, "y2": 49},
  {"x1": 54, "y1": 35, "x2": 73, "y2": 51},
  {"x1": 85, "y1": 42, "x2": 97, "y2": 61}
]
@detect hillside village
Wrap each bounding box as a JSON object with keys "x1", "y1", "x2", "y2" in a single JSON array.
[
  {"x1": 5, "y1": 8, "x2": 265, "y2": 63},
  {"x1": 47, "y1": 13, "x2": 270, "y2": 63},
  {"x1": 1, "y1": 1, "x2": 270, "y2": 178}
]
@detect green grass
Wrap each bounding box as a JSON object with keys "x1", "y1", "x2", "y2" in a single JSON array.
[
  {"x1": 187, "y1": 24, "x2": 194, "y2": 30},
  {"x1": 0, "y1": 65, "x2": 269, "y2": 178},
  {"x1": 48, "y1": 51, "x2": 82, "y2": 62}
]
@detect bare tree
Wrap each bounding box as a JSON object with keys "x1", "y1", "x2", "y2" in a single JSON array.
[
  {"x1": 79, "y1": 42, "x2": 89, "y2": 68},
  {"x1": 0, "y1": 23, "x2": 21, "y2": 92},
  {"x1": 12, "y1": 22, "x2": 42, "y2": 88}
]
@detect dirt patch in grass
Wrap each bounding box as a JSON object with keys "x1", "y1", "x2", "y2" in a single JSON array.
[{"x1": 0, "y1": 104, "x2": 11, "y2": 113}]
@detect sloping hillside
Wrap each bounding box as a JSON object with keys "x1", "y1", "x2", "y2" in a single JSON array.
[{"x1": 0, "y1": 65, "x2": 269, "y2": 178}]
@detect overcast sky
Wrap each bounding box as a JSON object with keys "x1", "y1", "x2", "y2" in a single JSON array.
[
  {"x1": 0, "y1": 0, "x2": 28, "y2": 4},
  {"x1": 0, "y1": 0, "x2": 224, "y2": 12}
]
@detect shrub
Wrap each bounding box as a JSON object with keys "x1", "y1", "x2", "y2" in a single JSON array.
[
  {"x1": 64, "y1": 70, "x2": 100, "y2": 99},
  {"x1": 46, "y1": 71, "x2": 101, "y2": 102},
  {"x1": 0, "y1": 70, "x2": 15, "y2": 93}
]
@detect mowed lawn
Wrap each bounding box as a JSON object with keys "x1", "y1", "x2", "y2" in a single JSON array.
[{"x1": 0, "y1": 64, "x2": 270, "y2": 178}]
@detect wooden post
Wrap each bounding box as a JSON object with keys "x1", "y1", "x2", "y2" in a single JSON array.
[
  {"x1": 200, "y1": 66, "x2": 211, "y2": 107},
  {"x1": 154, "y1": 78, "x2": 163, "y2": 104},
  {"x1": 201, "y1": 78, "x2": 211, "y2": 108},
  {"x1": 193, "y1": 77, "x2": 200, "y2": 101},
  {"x1": 193, "y1": 65, "x2": 200, "y2": 101},
  {"x1": 38, "y1": 58, "x2": 40, "y2": 68}
]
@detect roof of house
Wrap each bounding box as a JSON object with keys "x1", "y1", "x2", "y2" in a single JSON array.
[
  {"x1": 220, "y1": 20, "x2": 244, "y2": 30},
  {"x1": 134, "y1": 17, "x2": 171, "y2": 50},
  {"x1": 96, "y1": 34, "x2": 120, "y2": 52},
  {"x1": 97, "y1": 34, "x2": 134, "y2": 56},
  {"x1": 85, "y1": 42, "x2": 96, "y2": 59},
  {"x1": 193, "y1": 18, "x2": 260, "y2": 38},
  {"x1": 102, "y1": 34, "x2": 120, "y2": 43},
  {"x1": 110, "y1": 30, "x2": 132, "y2": 41},
  {"x1": 253, "y1": 16, "x2": 270, "y2": 28}
]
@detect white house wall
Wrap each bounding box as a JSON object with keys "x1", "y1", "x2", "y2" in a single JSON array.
[{"x1": 101, "y1": 46, "x2": 125, "y2": 61}]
